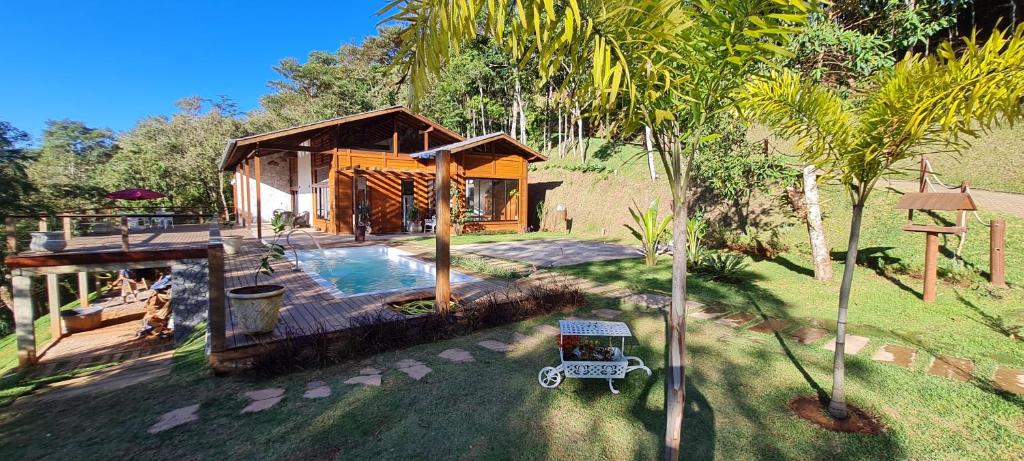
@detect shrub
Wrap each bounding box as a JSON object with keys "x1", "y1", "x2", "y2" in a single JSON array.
[
  {"x1": 624, "y1": 200, "x2": 672, "y2": 267},
  {"x1": 694, "y1": 252, "x2": 749, "y2": 282}
]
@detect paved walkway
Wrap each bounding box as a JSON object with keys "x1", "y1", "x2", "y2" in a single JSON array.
[
  {"x1": 456, "y1": 239, "x2": 640, "y2": 267},
  {"x1": 884, "y1": 179, "x2": 1024, "y2": 218}
]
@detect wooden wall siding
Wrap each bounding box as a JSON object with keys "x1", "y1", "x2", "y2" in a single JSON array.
[{"x1": 307, "y1": 147, "x2": 530, "y2": 235}]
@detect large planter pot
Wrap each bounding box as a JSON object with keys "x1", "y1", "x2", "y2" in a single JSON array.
[
  {"x1": 29, "y1": 231, "x2": 67, "y2": 253},
  {"x1": 355, "y1": 225, "x2": 367, "y2": 242},
  {"x1": 222, "y1": 236, "x2": 243, "y2": 255},
  {"x1": 227, "y1": 284, "x2": 285, "y2": 334}
]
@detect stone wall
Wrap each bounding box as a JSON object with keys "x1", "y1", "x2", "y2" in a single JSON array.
[{"x1": 170, "y1": 258, "x2": 209, "y2": 345}]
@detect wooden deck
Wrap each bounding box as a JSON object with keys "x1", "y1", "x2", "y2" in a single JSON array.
[{"x1": 222, "y1": 231, "x2": 522, "y2": 350}]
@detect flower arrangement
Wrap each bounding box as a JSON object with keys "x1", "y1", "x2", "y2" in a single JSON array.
[{"x1": 559, "y1": 335, "x2": 616, "y2": 361}]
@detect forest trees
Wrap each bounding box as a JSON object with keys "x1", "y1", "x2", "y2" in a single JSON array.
[{"x1": 26, "y1": 120, "x2": 116, "y2": 212}]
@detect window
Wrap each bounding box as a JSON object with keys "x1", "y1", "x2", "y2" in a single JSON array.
[
  {"x1": 312, "y1": 153, "x2": 332, "y2": 220},
  {"x1": 465, "y1": 178, "x2": 519, "y2": 221}
]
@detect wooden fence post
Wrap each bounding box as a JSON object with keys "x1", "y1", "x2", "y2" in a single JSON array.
[
  {"x1": 62, "y1": 216, "x2": 73, "y2": 241},
  {"x1": 78, "y1": 272, "x2": 90, "y2": 308},
  {"x1": 435, "y1": 149, "x2": 451, "y2": 313},
  {"x1": 120, "y1": 216, "x2": 129, "y2": 250},
  {"x1": 990, "y1": 219, "x2": 1007, "y2": 288},
  {"x1": 207, "y1": 225, "x2": 227, "y2": 353},
  {"x1": 47, "y1": 274, "x2": 61, "y2": 342},
  {"x1": 13, "y1": 275, "x2": 35, "y2": 367},
  {"x1": 923, "y1": 232, "x2": 939, "y2": 303},
  {"x1": 5, "y1": 217, "x2": 16, "y2": 254}
]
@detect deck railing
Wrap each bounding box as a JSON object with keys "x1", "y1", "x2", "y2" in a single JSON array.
[{"x1": 3, "y1": 222, "x2": 227, "y2": 368}]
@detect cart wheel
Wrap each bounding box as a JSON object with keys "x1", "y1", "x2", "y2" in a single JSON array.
[{"x1": 538, "y1": 367, "x2": 562, "y2": 388}]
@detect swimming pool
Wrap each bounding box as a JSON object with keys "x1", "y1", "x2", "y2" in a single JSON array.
[{"x1": 294, "y1": 245, "x2": 479, "y2": 298}]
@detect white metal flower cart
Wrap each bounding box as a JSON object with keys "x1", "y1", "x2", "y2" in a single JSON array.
[{"x1": 538, "y1": 319, "x2": 652, "y2": 394}]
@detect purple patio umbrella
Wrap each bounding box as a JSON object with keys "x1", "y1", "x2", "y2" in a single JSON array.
[{"x1": 105, "y1": 188, "x2": 166, "y2": 201}]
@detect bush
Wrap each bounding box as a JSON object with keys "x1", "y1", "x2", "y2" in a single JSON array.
[{"x1": 694, "y1": 252, "x2": 749, "y2": 282}]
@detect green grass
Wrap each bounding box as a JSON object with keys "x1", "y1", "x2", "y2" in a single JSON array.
[
  {"x1": 1, "y1": 297, "x2": 1020, "y2": 460},
  {"x1": 556, "y1": 183, "x2": 1024, "y2": 370}
]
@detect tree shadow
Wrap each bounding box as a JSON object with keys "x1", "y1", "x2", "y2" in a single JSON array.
[
  {"x1": 765, "y1": 255, "x2": 815, "y2": 278},
  {"x1": 955, "y1": 292, "x2": 1022, "y2": 341},
  {"x1": 831, "y1": 246, "x2": 921, "y2": 299}
]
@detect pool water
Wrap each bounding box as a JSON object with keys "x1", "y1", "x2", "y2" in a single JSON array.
[{"x1": 294, "y1": 246, "x2": 478, "y2": 297}]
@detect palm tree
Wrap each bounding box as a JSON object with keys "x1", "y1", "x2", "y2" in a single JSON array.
[
  {"x1": 381, "y1": 1, "x2": 810, "y2": 457},
  {"x1": 741, "y1": 28, "x2": 1024, "y2": 419}
]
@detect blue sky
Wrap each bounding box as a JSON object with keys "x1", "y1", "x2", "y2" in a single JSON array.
[{"x1": 1, "y1": 1, "x2": 389, "y2": 141}]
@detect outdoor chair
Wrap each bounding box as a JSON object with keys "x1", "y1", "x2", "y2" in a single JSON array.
[
  {"x1": 293, "y1": 211, "x2": 310, "y2": 228},
  {"x1": 424, "y1": 216, "x2": 437, "y2": 233}
]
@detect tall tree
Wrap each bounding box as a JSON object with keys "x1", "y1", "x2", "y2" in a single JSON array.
[
  {"x1": 0, "y1": 122, "x2": 36, "y2": 215},
  {"x1": 100, "y1": 97, "x2": 242, "y2": 214},
  {"x1": 382, "y1": 1, "x2": 810, "y2": 457},
  {"x1": 741, "y1": 27, "x2": 1024, "y2": 418},
  {"x1": 26, "y1": 120, "x2": 116, "y2": 211}
]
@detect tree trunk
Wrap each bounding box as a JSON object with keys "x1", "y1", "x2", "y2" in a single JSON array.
[
  {"x1": 803, "y1": 166, "x2": 832, "y2": 281},
  {"x1": 664, "y1": 174, "x2": 689, "y2": 461},
  {"x1": 576, "y1": 105, "x2": 585, "y2": 160},
  {"x1": 645, "y1": 126, "x2": 657, "y2": 182},
  {"x1": 828, "y1": 199, "x2": 865, "y2": 419},
  {"x1": 218, "y1": 171, "x2": 230, "y2": 222}
]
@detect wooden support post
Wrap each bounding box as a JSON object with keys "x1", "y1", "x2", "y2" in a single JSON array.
[
  {"x1": 47, "y1": 273, "x2": 61, "y2": 341},
  {"x1": 207, "y1": 227, "x2": 227, "y2": 353},
  {"x1": 13, "y1": 275, "x2": 35, "y2": 367},
  {"x1": 923, "y1": 232, "x2": 939, "y2": 303},
  {"x1": 254, "y1": 156, "x2": 263, "y2": 241},
  {"x1": 120, "y1": 216, "x2": 130, "y2": 250},
  {"x1": 5, "y1": 217, "x2": 16, "y2": 254},
  {"x1": 990, "y1": 219, "x2": 1007, "y2": 288},
  {"x1": 435, "y1": 149, "x2": 451, "y2": 313},
  {"x1": 243, "y1": 160, "x2": 252, "y2": 228},
  {"x1": 77, "y1": 272, "x2": 89, "y2": 308},
  {"x1": 62, "y1": 216, "x2": 73, "y2": 241},
  {"x1": 918, "y1": 157, "x2": 928, "y2": 193}
]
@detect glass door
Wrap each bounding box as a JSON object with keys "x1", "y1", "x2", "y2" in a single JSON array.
[{"x1": 401, "y1": 179, "x2": 415, "y2": 232}]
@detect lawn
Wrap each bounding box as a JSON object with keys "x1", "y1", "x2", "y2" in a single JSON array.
[
  {"x1": 555, "y1": 185, "x2": 1024, "y2": 372},
  {"x1": 1, "y1": 295, "x2": 1021, "y2": 460}
]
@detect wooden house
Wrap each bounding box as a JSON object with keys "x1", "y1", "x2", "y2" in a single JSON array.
[{"x1": 221, "y1": 107, "x2": 546, "y2": 236}]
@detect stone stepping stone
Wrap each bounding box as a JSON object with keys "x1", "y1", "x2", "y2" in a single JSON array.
[
  {"x1": 748, "y1": 319, "x2": 791, "y2": 334},
  {"x1": 344, "y1": 374, "x2": 382, "y2": 386},
  {"x1": 478, "y1": 340, "x2": 513, "y2": 353},
  {"x1": 533, "y1": 325, "x2": 560, "y2": 336},
  {"x1": 993, "y1": 367, "x2": 1024, "y2": 394},
  {"x1": 823, "y1": 335, "x2": 870, "y2": 355},
  {"x1": 789, "y1": 327, "x2": 827, "y2": 345},
  {"x1": 927, "y1": 356, "x2": 975, "y2": 382},
  {"x1": 716, "y1": 312, "x2": 757, "y2": 328},
  {"x1": 241, "y1": 388, "x2": 285, "y2": 413},
  {"x1": 359, "y1": 367, "x2": 382, "y2": 375},
  {"x1": 593, "y1": 308, "x2": 622, "y2": 319},
  {"x1": 871, "y1": 345, "x2": 917, "y2": 368},
  {"x1": 690, "y1": 306, "x2": 728, "y2": 320},
  {"x1": 148, "y1": 404, "x2": 199, "y2": 434},
  {"x1": 395, "y1": 359, "x2": 433, "y2": 381},
  {"x1": 622, "y1": 293, "x2": 671, "y2": 309},
  {"x1": 303, "y1": 380, "x2": 331, "y2": 399},
  {"x1": 511, "y1": 332, "x2": 531, "y2": 343},
  {"x1": 438, "y1": 348, "x2": 475, "y2": 363}
]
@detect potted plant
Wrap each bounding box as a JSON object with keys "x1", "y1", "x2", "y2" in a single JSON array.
[
  {"x1": 221, "y1": 235, "x2": 243, "y2": 255},
  {"x1": 355, "y1": 199, "x2": 371, "y2": 242},
  {"x1": 29, "y1": 231, "x2": 67, "y2": 253},
  {"x1": 405, "y1": 203, "x2": 421, "y2": 233},
  {"x1": 449, "y1": 185, "x2": 467, "y2": 236},
  {"x1": 226, "y1": 214, "x2": 288, "y2": 334}
]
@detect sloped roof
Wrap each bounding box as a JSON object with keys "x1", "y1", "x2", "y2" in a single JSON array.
[
  {"x1": 410, "y1": 132, "x2": 547, "y2": 163},
  {"x1": 220, "y1": 106, "x2": 463, "y2": 170}
]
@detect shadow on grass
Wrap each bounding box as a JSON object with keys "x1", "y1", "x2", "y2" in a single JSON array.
[
  {"x1": 832, "y1": 246, "x2": 922, "y2": 299},
  {"x1": 765, "y1": 255, "x2": 815, "y2": 278},
  {"x1": 956, "y1": 292, "x2": 1023, "y2": 341}
]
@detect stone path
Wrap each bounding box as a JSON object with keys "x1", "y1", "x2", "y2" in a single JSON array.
[
  {"x1": 748, "y1": 319, "x2": 792, "y2": 334},
  {"x1": 872, "y1": 345, "x2": 917, "y2": 368},
  {"x1": 823, "y1": 335, "x2": 871, "y2": 355},
  {"x1": 477, "y1": 340, "x2": 513, "y2": 353},
  {"x1": 993, "y1": 367, "x2": 1024, "y2": 394},
  {"x1": 790, "y1": 327, "x2": 827, "y2": 345},
  {"x1": 593, "y1": 308, "x2": 622, "y2": 319},
  {"x1": 928, "y1": 356, "x2": 976, "y2": 382},
  {"x1": 438, "y1": 348, "x2": 475, "y2": 363},
  {"x1": 395, "y1": 359, "x2": 432, "y2": 380},
  {"x1": 345, "y1": 367, "x2": 384, "y2": 386},
  {"x1": 717, "y1": 312, "x2": 757, "y2": 328},
  {"x1": 457, "y1": 239, "x2": 640, "y2": 267},
  {"x1": 148, "y1": 404, "x2": 200, "y2": 434},
  {"x1": 303, "y1": 380, "x2": 331, "y2": 399},
  {"x1": 241, "y1": 388, "x2": 285, "y2": 413}
]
